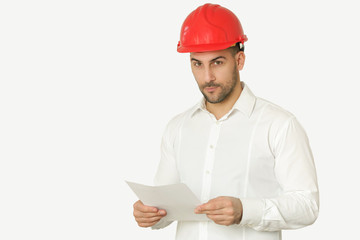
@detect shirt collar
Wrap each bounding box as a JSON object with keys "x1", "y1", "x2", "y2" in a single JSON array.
[
  {"x1": 190, "y1": 82, "x2": 257, "y2": 118},
  {"x1": 232, "y1": 82, "x2": 257, "y2": 118}
]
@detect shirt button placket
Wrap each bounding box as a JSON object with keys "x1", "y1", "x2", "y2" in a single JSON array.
[
  {"x1": 201, "y1": 120, "x2": 221, "y2": 203},
  {"x1": 199, "y1": 120, "x2": 222, "y2": 240}
]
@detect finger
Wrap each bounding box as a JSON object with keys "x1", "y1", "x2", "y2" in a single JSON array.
[
  {"x1": 206, "y1": 215, "x2": 233, "y2": 226},
  {"x1": 134, "y1": 209, "x2": 167, "y2": 218},
  {"x1": 206, "y1": 214, "x2": 231, "y2": 221},
  {"x1": 137, "y1": 219, "x2": 161, "y2": 228},
  {"x1": 195, "y1": 203, "x2": 225, "y2": 213},
  {"x1": 198, "y1": 209, "x2": 224, "y2": 215},
  {"x1": 133, "y1": 210, "x2": 159, "y2": 218},
  {"x1": 136, "y1": 215, "x2": 164, "y2": 224},
  {"x1": 205, "y1": 207, "x2": 237, "y2": 215},
  {"x1": 204, "y1": 197, "x2": 229, "y2": 210},
  {"x1": 134, "y1": 201, "x2": 159, "y2": 213},
  {"x1": 157, "y1": 209, "x2": 167, "y2": 216},
  {"x1": 196, "y1": 196, "x2": 238, "y2": 213}
]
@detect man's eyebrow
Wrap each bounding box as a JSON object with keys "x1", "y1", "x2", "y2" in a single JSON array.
[
  {"x1": 190, "y1": 56, "x2": 226, "y2": 62},
  {"x1": 191, "y1": 57, "x2": 201, "y2": 62},
  {"x1": 210, "y1": 56, "x2": 226, "y2": 62}
]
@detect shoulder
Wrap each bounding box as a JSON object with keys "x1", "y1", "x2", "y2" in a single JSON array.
[
  {"x1": 254, "y1": 97, "x2": 306, "y2": 139},
  {"x1": 255, "y1": 97, "x2": 295, "y2": 124},
  {"x1": 163, "y1": 103, "x2": 198, "y2": 136},
  {"x1": 255, "y1": 97, "x2": 308, "y2": 143}
]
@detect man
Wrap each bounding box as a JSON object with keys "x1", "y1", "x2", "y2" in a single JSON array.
[{"x1": 133, "y1": 3, "x2": 319, "y2": 240}]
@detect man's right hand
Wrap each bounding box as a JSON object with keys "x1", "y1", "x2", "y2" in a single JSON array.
[{"x1": 133, "y1": 200, "x2": 167, "y2": 227}]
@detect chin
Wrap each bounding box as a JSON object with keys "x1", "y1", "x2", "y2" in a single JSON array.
[{"x1": 206, "y1": 96, "x2": 222, "y2": 104}]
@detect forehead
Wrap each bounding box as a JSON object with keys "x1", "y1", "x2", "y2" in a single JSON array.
[{"x1": 190, "y1": 48, "x2": 232, "y2": 61}]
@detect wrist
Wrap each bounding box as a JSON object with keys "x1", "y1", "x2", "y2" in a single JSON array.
[{"x1": 235, "y1": 198, "x2": 243, "y2": 224}]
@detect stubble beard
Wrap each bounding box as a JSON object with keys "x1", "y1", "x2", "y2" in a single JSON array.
[{"x1": 200, "y1": 65, "x2": 238, "y2": 104}]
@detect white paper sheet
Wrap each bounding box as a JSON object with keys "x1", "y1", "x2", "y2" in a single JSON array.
[{"x1": 126, "y1": 181, "x2": 208, "y2": 221}]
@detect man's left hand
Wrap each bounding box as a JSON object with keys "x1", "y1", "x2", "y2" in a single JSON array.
[{"x1": 194, "y1": 196, "x2": 243, "y2": 226}]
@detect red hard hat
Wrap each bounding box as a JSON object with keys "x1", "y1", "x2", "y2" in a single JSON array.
[{"x1": 177, "y1": 3, "x2": 248, "y2": 53}]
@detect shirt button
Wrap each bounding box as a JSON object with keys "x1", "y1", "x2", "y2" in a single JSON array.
[
  {"x1": 206, "y1": 170, "x2": 210, "y2": 174},
  {"x1": 216, "y1": 121, "x2": 220, "y2": 125},
  {"x1": 210, "y1": 145, "x2": 214, "y2": 149}
]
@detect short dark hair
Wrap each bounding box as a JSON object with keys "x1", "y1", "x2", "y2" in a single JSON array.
[{"x1": 228, "y1": 42, "x2": 245, "y2": 56}]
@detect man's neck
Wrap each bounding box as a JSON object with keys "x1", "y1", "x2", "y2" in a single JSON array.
[{"x1": 205, "y1": 81, "x2": 243, "y2": 120}]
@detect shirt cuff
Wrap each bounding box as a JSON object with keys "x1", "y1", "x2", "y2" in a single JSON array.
[{"x1": 239, "y1": 198, "x2": 264, "y2": 227}]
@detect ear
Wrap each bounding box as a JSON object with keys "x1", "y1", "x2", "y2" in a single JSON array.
[{"x1": 235, "y1": 51, "x2": 245, "y2": 71}]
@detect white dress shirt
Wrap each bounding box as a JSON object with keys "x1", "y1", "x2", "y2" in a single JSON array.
[{"x1": 152, "y1": 83, "x2": 319, "y2": 240}]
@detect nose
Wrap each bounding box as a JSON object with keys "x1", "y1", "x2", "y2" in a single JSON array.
[{"x1": 204, "y1": 66, "x2": 215, "y2": 83}]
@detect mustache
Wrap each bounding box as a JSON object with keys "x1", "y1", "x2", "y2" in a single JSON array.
[{"x1": 202, "y1": 83, "x2": 221, "y2": 88}]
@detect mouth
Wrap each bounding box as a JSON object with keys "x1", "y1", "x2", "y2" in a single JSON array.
[{"x1": 204, "y1": 86, "x2": 218, "y2": 93}]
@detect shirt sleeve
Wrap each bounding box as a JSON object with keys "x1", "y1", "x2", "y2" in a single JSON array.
[
  {"x1": 153, "y1": 118, "x2": 181, "y2": 186},
  {"x1": 239, "y1": 117, "x2": 319, "y2": 231},
  {"x1": 151, "y1": 118, "x2": 181, "y2": 230}
]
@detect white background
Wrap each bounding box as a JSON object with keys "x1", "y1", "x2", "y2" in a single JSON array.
[{"x1": 1, "y1": 0, "x2": 359, "y2": 239}]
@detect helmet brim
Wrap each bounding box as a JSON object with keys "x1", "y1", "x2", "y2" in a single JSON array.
[{"x1": 177, "y1": 36, "x2": 247, "y2": 53}]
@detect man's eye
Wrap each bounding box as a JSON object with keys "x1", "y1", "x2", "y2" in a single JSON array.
[
  {"x1": 193, "y1": 62, "x2": 202, "y2": 67},
  {"x1": 214, "y1": 61, "x2": 223, "y2": 65}
]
